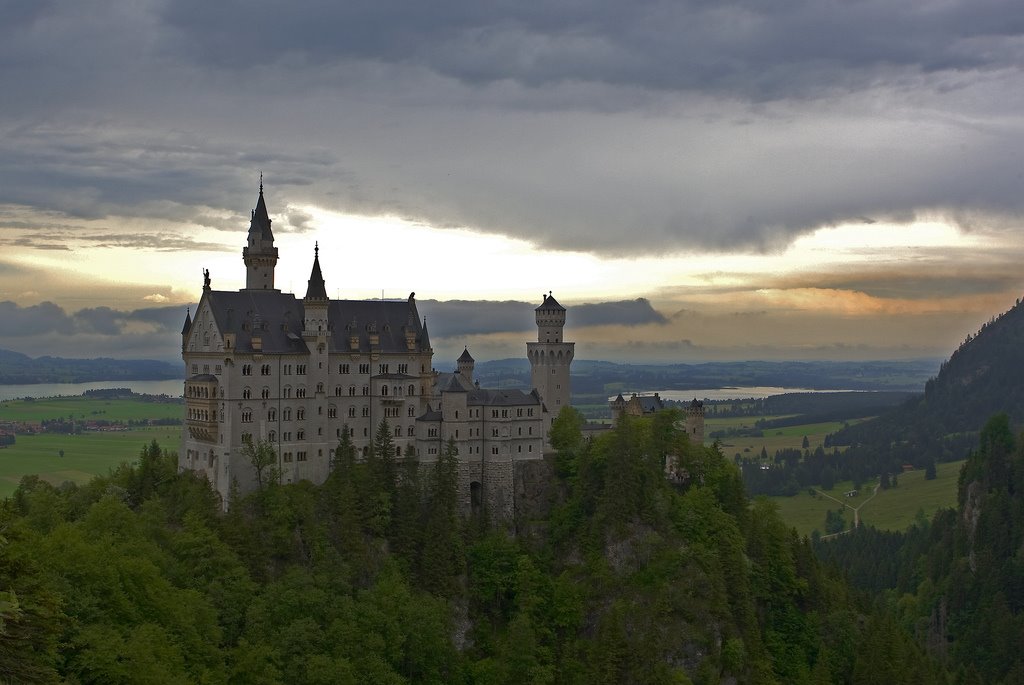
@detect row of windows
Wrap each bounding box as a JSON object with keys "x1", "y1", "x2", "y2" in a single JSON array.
[
  {"x1": 282, "y1": 451, "x2": 308, "y2": 463},
  {"x1": 187, "y1": 408, "x2": 215, "y2": 421},
  {"x1": 190, "y1": 364, "x2": 222, "y2": 376}
]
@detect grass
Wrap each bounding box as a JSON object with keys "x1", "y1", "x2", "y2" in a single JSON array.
[
  {"x1": 769, "y1": 460, "x2": 964, "y2": 537},
  {"x1": 713, "y1": 419, "x2": 860, "y2": 456},
  {"x1": 0, "y1": 394, "x2": 185, "y2": 499},
  {"x1": 0, "y1": 396, "x2": 182, "y2": 423}
]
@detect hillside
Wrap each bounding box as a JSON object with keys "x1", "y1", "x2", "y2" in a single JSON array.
[
  {"x1": 0, "y1": 348, "x2": 181, "y2": 384},
  {"x1": 819, "y1": 415, "x2": 1024, "y2": 683},
  {"x1": 830, "y1": 298, "x2": 1024, "y2": 468},
  {"x1": 0, "y1": 414, "x2": 947, "y2": 683}
]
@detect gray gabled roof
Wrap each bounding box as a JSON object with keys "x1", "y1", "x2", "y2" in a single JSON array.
[
  {"x1": 466, "y1": 387, "x2": 541, "y2": 407},
  {"x1": 203, "y1": 288, "x2": 429, "y2": 356},
  {"x1": 206, "y1": 290, "x2": 309, "y2": 355}
]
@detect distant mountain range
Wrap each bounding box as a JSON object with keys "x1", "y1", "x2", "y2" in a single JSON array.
[
  {"x1": 472, "y1": 357, "x2": 939, "y2": 400},
  {"x1": 0, "y1": 348, "x2": 181, "y2": 385}
]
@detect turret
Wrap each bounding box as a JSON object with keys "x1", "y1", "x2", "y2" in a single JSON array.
[
  {"x1": 180, "y1": 308, "x2": 192, "y2": 351},
  {"x1": 242, "y1": 178, "x2": 279, "y2": 290},
  {"x1": 527, "y1": 291, "x2": 574, "y2": 444},
  {"x1": 685, "y1": 398, "x2": 705, "y2": 445},
  {"x1": 535, "y1": 291, "x2": 566, "y2": 343},
  {"x1": 457, "y1": 347, "x2": 475, "y2": 383},
  {"x1": 303, "y1": 243, "x2": 329, "y2": 337}
]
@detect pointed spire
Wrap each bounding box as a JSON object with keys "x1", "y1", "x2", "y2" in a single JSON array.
[
  {"x1": 458, "y1": 347, "x2": 474, "y2": 363},
  {"x1": 420, "y1": 317, "x2": 431, "y2": 351},
  {"x1": 304, "y1": 241, "x2": 328, "y2": 300},
  {"x1": 181, "y1": 307, "x2": 192, "y2": 335},
  {"x1": 248, "y1": 178, "x2": 274, "y2": 242}
]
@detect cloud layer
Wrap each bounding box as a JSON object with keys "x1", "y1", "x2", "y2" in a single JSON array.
[{"x1": 2, "y1": 1, "x2": 1023, "y2": 257}]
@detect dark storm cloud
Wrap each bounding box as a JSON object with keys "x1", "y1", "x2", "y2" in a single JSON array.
[
  {"x1": 572, "y1": 299, "x2": 668, "y2": 327},
  {"x1": 1, "y1": 1, "x2": 1023, "y2": 257},
  {"x1": 0, "y1": 301, "x2": 185, "y2": 338},
  {"x1": 159, "y1": 1, "x2": 1024, "y2": 99},
  {"x1": 419, "y1": 297, "x2": 668, "y2": 337}
]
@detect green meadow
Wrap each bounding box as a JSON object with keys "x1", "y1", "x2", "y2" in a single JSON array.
[
  {"x1": 770, "y1": 459, "x2": 964, "y2": 537},
  {"x1": 0, "y1": 395, "x2": 183, "y2": 498},
  {"x1": 0, "y1": 427, "x2": 181, "y2": 498},
  {"x1": 0, "y1": 396, "x2": 182, "y2": 423}
]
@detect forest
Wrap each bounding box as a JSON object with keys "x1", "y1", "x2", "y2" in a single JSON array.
[
  {"x1": 818, "y1": 414, "x2": 1024, "y2": 684},
  {"x1": 1, "y1": 409, "x2": 945, "y2": 684}
]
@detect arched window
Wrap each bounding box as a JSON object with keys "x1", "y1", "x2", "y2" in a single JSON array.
[
  {"x1": 382, "y1": 385, "x2": 388, "y2": 396},
  {"x1": 408, "y1": 384, "x2": 415, "y2": 396},
  {"x1": 268, "y1": 430, "x2": 277, "y2": 442},
  {"x1": 242, "y1": 387, "x2": 251, "y2": 400}
]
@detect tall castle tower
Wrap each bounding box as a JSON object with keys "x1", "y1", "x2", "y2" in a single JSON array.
[
  {"x1": 527, "y1": 292, "x2": 574, "y2": 433},
  {"x1": 242, "y1": 180, "x2": 279, "y2": 290}
]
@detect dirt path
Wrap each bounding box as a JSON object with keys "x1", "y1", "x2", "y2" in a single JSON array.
[{"x1": 814, "y1": 482, "x2": 881, "y2": 538}]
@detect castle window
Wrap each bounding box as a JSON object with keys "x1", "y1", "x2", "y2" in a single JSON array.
[
  {"x1": 297, "y1": 430, "x2": 305, "y2": 441},
  {"x1": 283, "y1": 408, "x2": 291, "y2": 421},
  {"x1": 284, "y1": 364, "x2": 291, "y2": 375},
  {"x1": 297, "y1": 408, "x2": 305, "y2": 421},
  {"x1": 518, "y1": 445, "x2": 522, "y2": 453},
  {"x1": 359, "y1": 363, "x2": 370, "y2": 374},
  {"x1": 340, "y1": 364, "x2": 350, "y2": 374},
  {"x1": 527, "y1": 408, "x2": 534, "y2": 417},
  {"x1": 528, "y1": 445, "x2": 533, "y2": 453},
  {"x1": 203, "y1": 364, "x2": 210, "y2": 374},
  {"x1": 268, "y1": 430, "x2": 277, "y2": 442},
  {"x1": 382, "y1": 385, "x2": 388, "y2": 396},
  {"x1": 492, "y1": 410, "x2": 498, "y2": 418},
  {"x1": 362, "y1": 386, "x2": 369, "y2": 396},
  {"x1": 408, "y1": 384, "x2": 415, "y2": 396},
  {"x1": 348, "y1": 407, "x2": 356, "y2": 418},
  {"x1": 215, "y1": 365, "x2": 222, "y2": 375},
  {"x1": 268, "y1": 408, "x2": 277, "y2": 421},
  {"x1": 242, "y1": 387, "x2": 252, "y2": 400},
  {"x1": 191, "y1": 364, "x2": 198, "y2": 375},
  {"x1": 296, "y1": 387, "x2": 306, "y2": 399},
  {"x1": 362, "y1": 407, "x2": 369, "y2": 417},
  {"x1": 328, "y1": 406, "x2": 337, "y2": 419},
  {"x1": 241, "y1": 410, "x2": 253, "y2": 423},
  {"x1": 492, "y1": 446, "x2": 499, "y2": 455},
  {"x1": 335, "y1": 386, "x2": 342, "y2": 396},
  {"x1": 297, "y1": 364, "x2": 307, "y2": 375},
  {"x1": 284, "y1": 387, "x2": 292, "y2": 398},
  {"x1": 408, "y1": 406, "x2": 415, "y2": 417},
  {"x1": 242, "y1": 364, "x2": 252, "y2": 376},
  {"x1": 454, "y1": 411, "x2": 459, "y2": 419},
  {"x1": 398, "y1": 363, "x2": 408, "y2": 374},
  {"x1": 408, "y1": 426, "x2": 414, "y2": 436},
  {"x1": 394, "y1": 426, "x2": 401, "y2": 437},
  {"x1": 517, "y1": 409, "x2": 523, "y2": 417},
  {"x1": 284, "y1": 452, "x2": 292, "y2": 462},
  {"x1": 261, "y1": 364, "x2": 271, "y2": 375},
  {"x1": 261, "y1": 387, "x2": 270, "y2": 399},
  {"x1": 492, "y1": 428, "x2": 499, "y2": 437},
  {"x1": 349, "y1": 386, "x2": 356, "y2": 396},
  {"x1": 378, "y1": 364, "x2": 389, "y2": 374},
  {"x1": 316, "y1": 383, "x2": 324, "y2": 394}
]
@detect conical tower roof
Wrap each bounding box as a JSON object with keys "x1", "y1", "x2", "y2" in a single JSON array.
[
  {"x1": 537, "y1": 291, "x2": 565, "y2": 311},
  {"x1": 181, "y1": 308, "x2": 192, "y2": 335},
  {"x1": 304, "y1": 243, "x2": 328, "y2": 300},
  {"x1": 248, "y1": 180, "x2": 274, "y2": 242},
  {"x1": 458, "y1": 347, "x2": 474, "y2": 363}
]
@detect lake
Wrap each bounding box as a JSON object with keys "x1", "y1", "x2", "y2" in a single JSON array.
[
  {"x1": 0, "y1": 379, "x2": 184, "y2": 402},
  {"x1": 619, "y1": 387, "x2": 866, "y2": 402}
]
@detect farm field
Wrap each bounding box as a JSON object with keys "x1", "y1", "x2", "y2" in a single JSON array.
[
  {"x1": 711, "y1": 418, "x2": 866, "y2": 456},
  {"x1": 0, "y1": 427, "x2": 181, "y2": 498},
  {"x1": 0, "y1": 396, "x2": 182, "y2": 423},
  {"x1": 770, "y1": 459, "x2": 964, "y2": 537}
]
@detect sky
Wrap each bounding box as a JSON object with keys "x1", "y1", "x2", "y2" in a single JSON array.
[{"x1": 2, "y1": 1, "x2": 1024, "y2": 365}]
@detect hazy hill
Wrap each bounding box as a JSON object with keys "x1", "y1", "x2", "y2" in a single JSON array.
[
  {"x1": 0, "y1": 348, "x2": 181, "y2": 384},
  {"x1": 831, "y1": 298, "x2": 1024, "y2": 463}
]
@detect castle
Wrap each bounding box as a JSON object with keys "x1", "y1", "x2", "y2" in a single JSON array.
[{"x1": 179, "y1": 184, "x2": 573, "y2": 516}]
